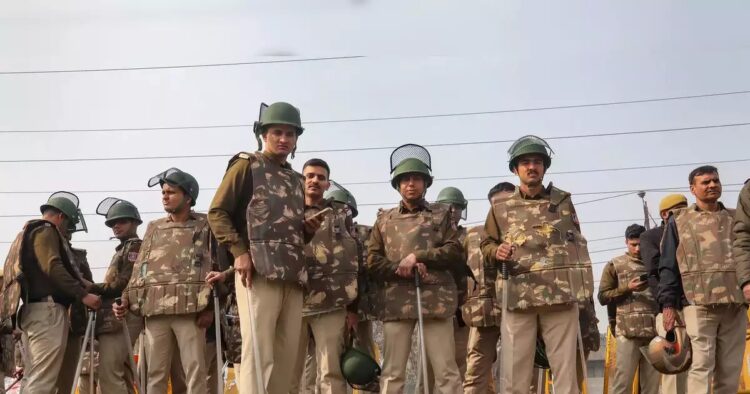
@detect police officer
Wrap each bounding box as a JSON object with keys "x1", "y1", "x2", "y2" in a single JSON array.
[
  {"x1": 736, "y1": 179, "x2": 750, "y2": 302},
  {"x1": 1, "y1": 192, "x2": 101, "y2": 394},
  {"x1": 114, "y1": 168, "x2": 214, "y2": 394},
  {"x1": 598, "y1": 224, "x2": 660, "y2": 394},
  {"x1": 480, "y1": 135, "x2": 594, "y2": 393},
  {"x1": 639, "y1": 194, "x2": 688, "y2": 394},
  {"x1": 368, "y1": 144, "x2": 463, "y2": 393},
  {"x1": 207, "y1": 102, "x2": 321, "y2": 394},
  {"x1": 659, "y1": 165, "x2": 746, "y2": 393},
  {"x1": 462, "y1": 182, "x2": 515, "y2": 394},
  {"x1": 90, "y1": 198, "x2": 144, "y2": 393},
  {"x1": 289, "y1": 158, "x2": 359, "y2": 394}
]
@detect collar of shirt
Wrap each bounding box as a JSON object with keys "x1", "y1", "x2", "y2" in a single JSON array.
[
  {"x1": 692, "y1": 201, "x2": 727, "y2": 212},
  {"x1": 518, "y1": 187, "x2": 549, "y2": 200},
  {"x1": 398, "y1": 199, "x2": 430, "y2": 214},
  {"x1": 261, "y1": 151, "x2": 293, "y2": 170},
  {"x1": 166, "y1": 211, "x2": 200, "y2": 223}
]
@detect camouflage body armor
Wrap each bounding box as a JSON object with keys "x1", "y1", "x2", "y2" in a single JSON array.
[
  {"x1": 377, "y1": 202, "x2": 457, "y2": 321},
  {"x1": 355, "y1": 224, "x2": 378, "y2": 321},
  {"x1": 221, "y1": 293, "x2": 241, "y2": 364},
  {"x1": 491, "y1": 186, "x2": 594, "y2": 310},
  {"x1": 461, "y1": 226, "x2": 501, "y2": 327},
  {"x1": 97, "y1": 238, "x2": 142, "y2": 334},
  {"x1": 612, "y1": 254, "x2": 658, "y2": 339},
  {"x1": 243, "y1": 151, "x2": 307, "y2": 285},
  {"x1": 125, "y1": 213, "x2": 212, "y2": 316},
  {"x1": 303, "y1": 203, "x2": 358, "y2": 314},
  {"x1": 673, "y1": 204, "x2": 742, "y2": 305},
  {"x1": 1, "y1": 220, "x2": 79, "y2": 323}
]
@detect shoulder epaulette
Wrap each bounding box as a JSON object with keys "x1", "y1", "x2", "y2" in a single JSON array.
[{"x1": 226, "y1": 151, "x2": 256, "y2": 171}]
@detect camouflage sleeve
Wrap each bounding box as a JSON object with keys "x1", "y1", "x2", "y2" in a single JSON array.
[
  {"x1": 413, "y1": 212, "x2": 462, "y2": 270},
  {"x1": 32, "y1": 227, "x2": 86, "y2": 300},
  {"x1": 366, "y1": 217, "x2": 398, "y2": 280},
  {"x1": 734, "y1": 182, "x2": 750, "y2": 288},
  {"x1": 596, "y1": 262, "x2": 628, "y2": 306},
  {"x1": 98, "y1": 242, "x2": 140, "y2": 298},
  {"x1": 480, "y1": 206, "x2": 502, "y2": 265},
  {"x1": 657, "y1": 217, "x2": 684, "y2": 309},
  {"x1": 208, "y1": 158, "x2": 253, "y2": 259}
]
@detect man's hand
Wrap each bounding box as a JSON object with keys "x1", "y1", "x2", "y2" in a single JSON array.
[
  {"x1": 81, "y1": 279, "x2": 94, "y2": 292},
  {"x1": 662, "y1": 307, "x2": 676, "y2": 332},
  {"x1": 113, "y1": 297, "x2": 129, "y2": 320},
  {"x1": 196, "y1": 309, "x2": 214, "y2": 329},
  {"x1": 628, "y1": 277, "x2": 648, "y2": 292},
  {"x1": 743, "y1": 283, "x2": 750, "y2": 303},
  {"x1": 205, "y1": 271, "x2": 227, "y2": 288},
  {"x1": 346, "y1": 312, "x2": 358, "y2": 331},
  {"x1": 81, "y1": 293, "x2": 102, "y2": 310},
  {"x1": 235, "y1": 253, "x2": 254, "y2": 289},
  {"x1": 304, "y1": 215, "x2": 323, "y2": 236},
  {"x1": 495, "y1": 243, "x2": 513, "y2": 261},
  {"x1": 395, "y1": 254, "x2": 418, "y2": 278}
]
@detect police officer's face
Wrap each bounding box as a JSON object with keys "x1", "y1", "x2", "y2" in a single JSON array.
[
  {"x1": 263, "y1": 125, "x2": 298, "y2": 157},
  {"x1": 110, "y1": 219, "x2": 138, "y2": 240},
  {"x1": 626, "y1": 238, "x2": 641, "y2": 258},
  {"x1": 399, "y1": 174, "x2": 425, "y2": 201},
  {"x1": 303, "y1": 165, "x2": 330, "y2": 202},
  {"x1": 690, "y1": 172, "x2": 722, "y2": 203},
  {"x1": 162, "y1": 183, "x2": 190, "y2": 214},
  {"x1": 513, "y1": 154, "x2": 546, "y2": 186}
]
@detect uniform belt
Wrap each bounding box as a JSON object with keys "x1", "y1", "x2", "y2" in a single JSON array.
[{"x1": 27, "y1": 295, "x2": 67, "y2": 306}]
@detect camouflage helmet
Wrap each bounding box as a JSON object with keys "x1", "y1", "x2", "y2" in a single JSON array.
[
  {"x1": 148, "y1": 168, "x2": 199, "y2": 206},
  {"x1": 96, "y1": 197, "x2": 142, "y2": 227},
  {"x1": 40, "y1": 191, "x2": 81, "y2": 225},
  {"x1": 507, "y1": 135, "x2": 554, "y2": 172},
  {"x1": 640, "y1": 326, "x2": 692, "y2": 374},
  {"x1": 325, "y1": 188, "x2": 358, "y2": 218},
  {"x1": 340, "y1": 347, "x2": 381, "y2": 389}
]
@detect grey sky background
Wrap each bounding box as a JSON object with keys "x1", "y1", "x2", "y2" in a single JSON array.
[{"x1": 1, "y1": 0, "x2": 749, "y2": 334}]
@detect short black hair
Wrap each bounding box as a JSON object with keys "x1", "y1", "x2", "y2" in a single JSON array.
[
  {"x1": 487, "y1": 182, "x2": 515, "y2": 201},
  {"x1": 688, "y1": 165, "x2": 718, "y2": 185},
  {"x1": 625, "y1": 224, "x2": 646, "y2": 240},
  {"x1": 303, "y1": 158, "x2": 331, "y2": 178}
]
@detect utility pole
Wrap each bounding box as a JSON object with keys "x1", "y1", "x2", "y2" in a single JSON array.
[{"x1": 637, "y1": 191, "x2": 652, "y2": 230}]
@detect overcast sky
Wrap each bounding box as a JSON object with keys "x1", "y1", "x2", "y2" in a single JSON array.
[{"x1": 2, "y1": 0, "x2": 749, "y2": 333}]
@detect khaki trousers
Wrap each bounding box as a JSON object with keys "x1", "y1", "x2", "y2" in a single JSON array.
[
  {"x1": 56, "y1": 333, "x2": 83, "y2": 393},
  {"x1": 19, "y1": 301, "x2": 69, "y2": 394},
  {"x1": 98, "y1": 330, "x2": 137, "y2": 394},
  {"x1": 236, "y1": 275, "x2": 304, "y2": 394},
  {"x1": 501, "y1": 304, "x2": 579, "y2": 394},
  {"x1": 206, "y1": 339, "x2": 219, "y2": 394},
  {"x1": 144, "y1": 313, "x2": 208, "y2": 394},
  {"x1": 655, "y1": 313, "x2": 687, "y2": 394},
  {"x1": 292, "y1": 334, "x2": 319, "y2": 394},
  {"x1": 612, "y1": 335, "x2": 660, "y2": 394},
  {"x1": 291, "y1": 309, "x2": 347, "y2": 394},
  {"x1": 463, "y1": 326, "x2": 500, "y2": 394},
  {"x1": 454, "y1": 318, "x2": 469, "y2": 382},
  {"x1": 683, "y1": 304, "x2": 747, "y2": 394},
  {"x1": 139, "y1": 331, "x2": 187, "y2": 393},
  {"x1": 380, "y1": 318, "x2": 461, "y2": 394}
]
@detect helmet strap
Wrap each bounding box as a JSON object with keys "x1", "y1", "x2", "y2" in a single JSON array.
[{"x1": 291, "y1": 145, "x2": 297, "y2": 159}]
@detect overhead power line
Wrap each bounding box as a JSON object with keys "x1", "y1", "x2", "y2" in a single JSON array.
[
  {"x1": 0, "y1": 56, "x2": 364, "y2": 75},
  {"x1": 1, "y1": 122, "x2": 748, "y2": 163},
  {"x1": 2, "y1": 90, "x2": 750, "y2": 133}
]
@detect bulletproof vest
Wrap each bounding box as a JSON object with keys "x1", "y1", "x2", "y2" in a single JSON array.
[
  {"x1": 125, "y1": 213, "x2": 213, "y2": 317},
  {"x1": 612, "y1": 254, "x2": 658, "y2": 339},
  {"x1": 97, "y1": 238, "x2": 142, "y2": 335},
  {"x1": 455, "y1": 227, "x2": 470, "y2": 307},
  {"x1": 303, "y1": 203, "x2": 358, "y2": 314},
  {"x1": 244, "y1": 152, "x2": 307, "y2": 285},
  {"x1": 1, "y1": 220, "x2": 78, "y2": 323},
  {"x1": 69, "y1": 246, "x2": 93, "y2": 336},
  {"x1": 377, "y1": 202, "x2": 457, "y2": 321},
  {"x1": 460, "y1": 226, "x2": 501, "y2": 327},
  {"x1": 491, "y1": 187, "x2": 594, "y2": 310},
  {"x1": 221, "y1": 293, "x2": 241, "y2": 364},
  {"x1": 673, "y1": 204, "x2": 742, "y2": 305},
  {"x1": 354, "y1": 224, "x2": 379, "y2": 321}
]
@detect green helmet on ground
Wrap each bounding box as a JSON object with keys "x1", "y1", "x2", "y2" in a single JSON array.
[
  {"x1": 507, "y1": 135, "x2": 554, "y2": 172},
  {"x1": 97, "y1": 198, "x2": 142, "y2": 227},
  {"x1": 40, "y1": 191, "x2": 81, "y2": 225},
  {"x1": 436, "y1": 186, "x2": 468, "y2": 209},
  {"x1": 148, "y1": 168, "x2": 200, "y2": 207},
  {"x1": 326, "y1": 189, "x2": 358, "y2": 218},
  {"x1": 340, "y1": 347, "x2": 381, "y2": 388},
  {"x1": 390, "y1": 158, "x2": 433, "y2": 190}
]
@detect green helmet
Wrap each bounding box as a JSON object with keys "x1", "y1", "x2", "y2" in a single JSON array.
[
  {"x1": 40, "y1": 191, "x2": 81, "y2": 225},
  {"x1": 97, "y1": 197, "x2": 142, "y2": 227},
  {"x1": 325, "y1": 189, "x2": 358, "y2": 218},
  {"x1": 507, "y1": 135, "x2": 554, "y2": 172},
  {"x1": 390, "y1": 158, "x2": 433, "y2": 190},
  {"x1": 148, "y1": 168, "x2": 199, "y2": 206},
  {"x1": 340, "y1": 347, "x2": 381, "y2": 389},
  {"x1": 436, "y1": 187, "x2": 467, "y2": 208},
  {"x1": 256, "y1": 102, "x2": 304, "y2": 134}
]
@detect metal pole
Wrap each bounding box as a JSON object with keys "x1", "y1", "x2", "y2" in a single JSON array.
[
  {"x1": 213, "y1": 289, "x2": 224, "y2": 394},
  {"x1": 413, "y1": 268, "x2": 429, "y2": 394},
  {"x1": 501, "y1": 260, "x2": 510, "y2": 392},
  {"x1": 245, "y1": 286, "x2": 265, "y2": 394},
  {"x1": 116, "y1": 299, "x2": 143, "y2": 394},
  {"x1": 90, "y1": 311, "x2": 96, "y2": 393},
  {"x1": 71, "y1": 310, "x2": 95, "y2": 394}
]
